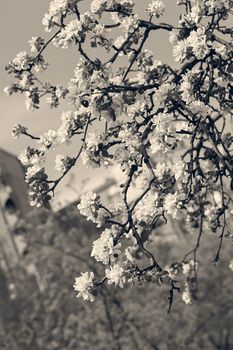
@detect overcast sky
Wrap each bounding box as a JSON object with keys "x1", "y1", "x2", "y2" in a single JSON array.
[{"x1": 0, "y1": 1, "x2": 180, "y2": 207}]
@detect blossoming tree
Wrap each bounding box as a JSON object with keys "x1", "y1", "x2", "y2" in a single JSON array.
[{"x1": 5, "y1": 0, "x2": 233, "y2": 309}]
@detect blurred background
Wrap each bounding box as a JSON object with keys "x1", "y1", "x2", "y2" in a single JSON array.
[{"x1": 0, "y1": 1, "x2": 233, "y2": 349}]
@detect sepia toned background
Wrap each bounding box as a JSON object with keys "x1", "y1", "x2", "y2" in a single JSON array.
[{"x1": 1, "y1": 2, "x2": 233, "y2": 349}]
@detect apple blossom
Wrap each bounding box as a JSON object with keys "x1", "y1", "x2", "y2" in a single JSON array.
[{"x1": 5, "y1": 0, "x2": 233, "y2": 308}]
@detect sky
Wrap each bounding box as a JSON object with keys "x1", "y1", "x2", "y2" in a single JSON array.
[
  {"x1": 0, "y1": 1, "x2": 76, "y2": 153},
  {"x1": 0, "y1": 1, "x2": 180, "y2": 207}
]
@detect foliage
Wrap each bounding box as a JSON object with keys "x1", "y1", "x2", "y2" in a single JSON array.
[{"x1": 5, "y1": 0, "x2": 233, "y2": 305}]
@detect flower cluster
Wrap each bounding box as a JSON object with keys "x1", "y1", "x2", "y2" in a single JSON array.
[
  {"x1": 91, "y1": 226, "x2": 121, "y2": 265},
  {"x1": 90, "y1": 0, "x2": 135, "y2": 17},
  {"x1": 18, "y1": 147, "x2": 51, "y2": 207},
  {"x1": 28, "y1": 37, "x2": 45, "y2": 52},
  {"x1": 77, "y1": 191, "x2": 109, "y2": 226},
  {"x1": 9, "y1": 51, "x2": 34, "y2": 71},
  {"x1": 133, "y1": 191, "x2": 159, "y2": 225},
  {"x1": 6, "y1": 0, "x2": 233, "y2": 306},
  {"x1": 56, "y1": 110, "x2": 83, "y2": 144},
  {"x1": 55, "y1": 154, "x2": 75, "y2": 173},
  {"x1": 90, "y1": 0, "x2": 108, "y2": 15},
  {"x1": 73, "y1": 272, "x2": 95, "y2": 302},
  {"x1": 146, "y1": 0, "x2": 165, "y2": 18},
  {"x1": 163, "y1": 192, "x2": 185, "y2": 220},
  {"x1": 182, "y1": 260, "x2": 197, "y2": 275},
  {"x1": 42, "y1": 0, "x2": 81, "y2": 31},
  {"x1": 81, "y1": 132, "x2": 113, "y2": 168},
  {"x1": 171, "y1": 27, "x2": 210, "y2": 63},
  {"x1": 105, "y1": 264, "x2": 126, "y2": 288}
]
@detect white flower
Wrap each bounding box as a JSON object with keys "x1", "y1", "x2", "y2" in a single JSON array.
[
  {"x1": 182, "y1": 261, "x2": 194, "y2": 274},
  {"x1": 169, "y1": 30, "x2": 179, "y2": 45},
  {"x1": 229, "y1": 260, "x2": 233, "y2": 271},
  {"x1": 146, "y1": 0, "x2": 165, "y2": 17},
  {"x1": 105, "y1": 264, "x2": 126, "y2": 287},
  {"x1": 53, "y1": 19, "x2": 83, "y2": 49},
  {"x1": 172, "y1": 160, "x2": 186, "y2": 181},
  {"x1": 172, "y1": 27, "x2": 210, "y2": 62},
  {"x1": 120, "y1": 15, "x2": 139, "y2": 34},
  {"x1": 154, "y1": 162, "x2": 170, "y2": 180},
  {"x1": 25, "y1": 164, "x2": 43, "y2": 183},
  {"x1": 213, "y1": 69, "x2": 228, "y2": 88},
  {"x1": 187, "y1": 4, "x2": 202, "y2": 24},
  {"x1": 49, "y1": 0, "x2": 70, "y2": 15},
  {"x1": 25, "y1": 98, "x2": 34, "y2": 112},
  {"x1": 12, "y1": 124, "x2": 27, "y2": 139},
  {"x1": 38, "y1": 129, "x2": 58, "y2": 150},
  {"x1": 18, "y1": 147, "x2": 42, "y2": 166},
  {"x1": 213, "y1": 191, "x2": 222, "y2": 208},
  {"x1": 118, "y1": 125, "x2": 141, "y2": 151},
  {"x1": 55, "y1": 84, "x2": 67, "y2": 98},
  {"x1": 42, "y1": 0, "x2": 82, "y2": 31},
  {"x1": 189, "y1": 100, "x2": 210, "y2": 117},
  {"x1": 179, "y1": 67, "x2": 200, "y2": 103},
  {"x1": 91, "y1": 226, "x2": 121, "y2": 264},
  {"x1": 12, "y1": 51, "x2": 33, "y2": 71},
  {"x1": 149, "y1": 138, "x2": 166, "y2": 154},
  {"x1": 90, "y1": 0, "x2": 108, "y2": 14},
  {"x1": 55, "y1": 154, "x2": 66, "y2": 172},
  {"x1": 18, "y1": 150, "x2": 29, "y2": 166},
  {"x1": 19, "y1": 74, "x2": 31, "y2": 90},
  {"x1": 28, "y1": 37, "x2": 45, "y2": 52},
  {"x1": 77, "y1": 191, "x2": 107, "y2": 226},
  {"x1": 125, "y1": 246, "x2": 136, "y2": 263},
  {"x1": 182, "y1": 283, "x2": 192, "y2": 305},
  {"x1": 204, "y1": 204, "x2": 217, "y2": 218},
  {"x1": 73, "y1": 272, "x2": 95, "y2": 302},
  {"x1": 164, "y1": 193, "x2": 177, "y2": 214},
  {"x1": 85, "y1": 132, "x2": 100, "y2": 150},
  {"x1": 215, "y1": 43, "x2": 229, "y2": 60},
  {"x1": 172, "y1": 39, "x2": 188, "y2": 62},
  {"x1": 42, "y1": 13, "x2": 53, "y2": 32},
  {"x1": 34, "y1": 57, "x2": 49, "y2": 73},
  {"x1": 81, "y1": 132, "x2": 111, "y2": 168},
  {"x1": 156, "y1": 83, "x2": 176, "y2": 106},
  {"x1": 57, "y1": 111, "x2": 76, "y2": 144},
  {"x1": 133, "y1": 191, "x2": 158, "y2": 224},
  {"x1": 25, "y1": 91, "x2": 39, "y2": 112},
  {"x1": 55, "y1": 154, "x2": 74, "y2": 173},
  {"x1": 127, "y1": 98, "x2": 147, "y2": 118},
  {"x1": 133, "y1": 167, "x2": 151, "y2": 190},
  {"x1": 3, "y1": 86, "x2": 14, "y2": 96},
  {"x1": 149, "y1": 112, "x2": 176, "y2": 154},
  {"x1": 188, "y1": 27, "x2": 209, "y2": 59},
  {"x1": 163, "y1": 192, "x2": 184, "y2": 220},
  {"x1": 78, "y1": 191, "x2": 98, "y2": 217}
]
